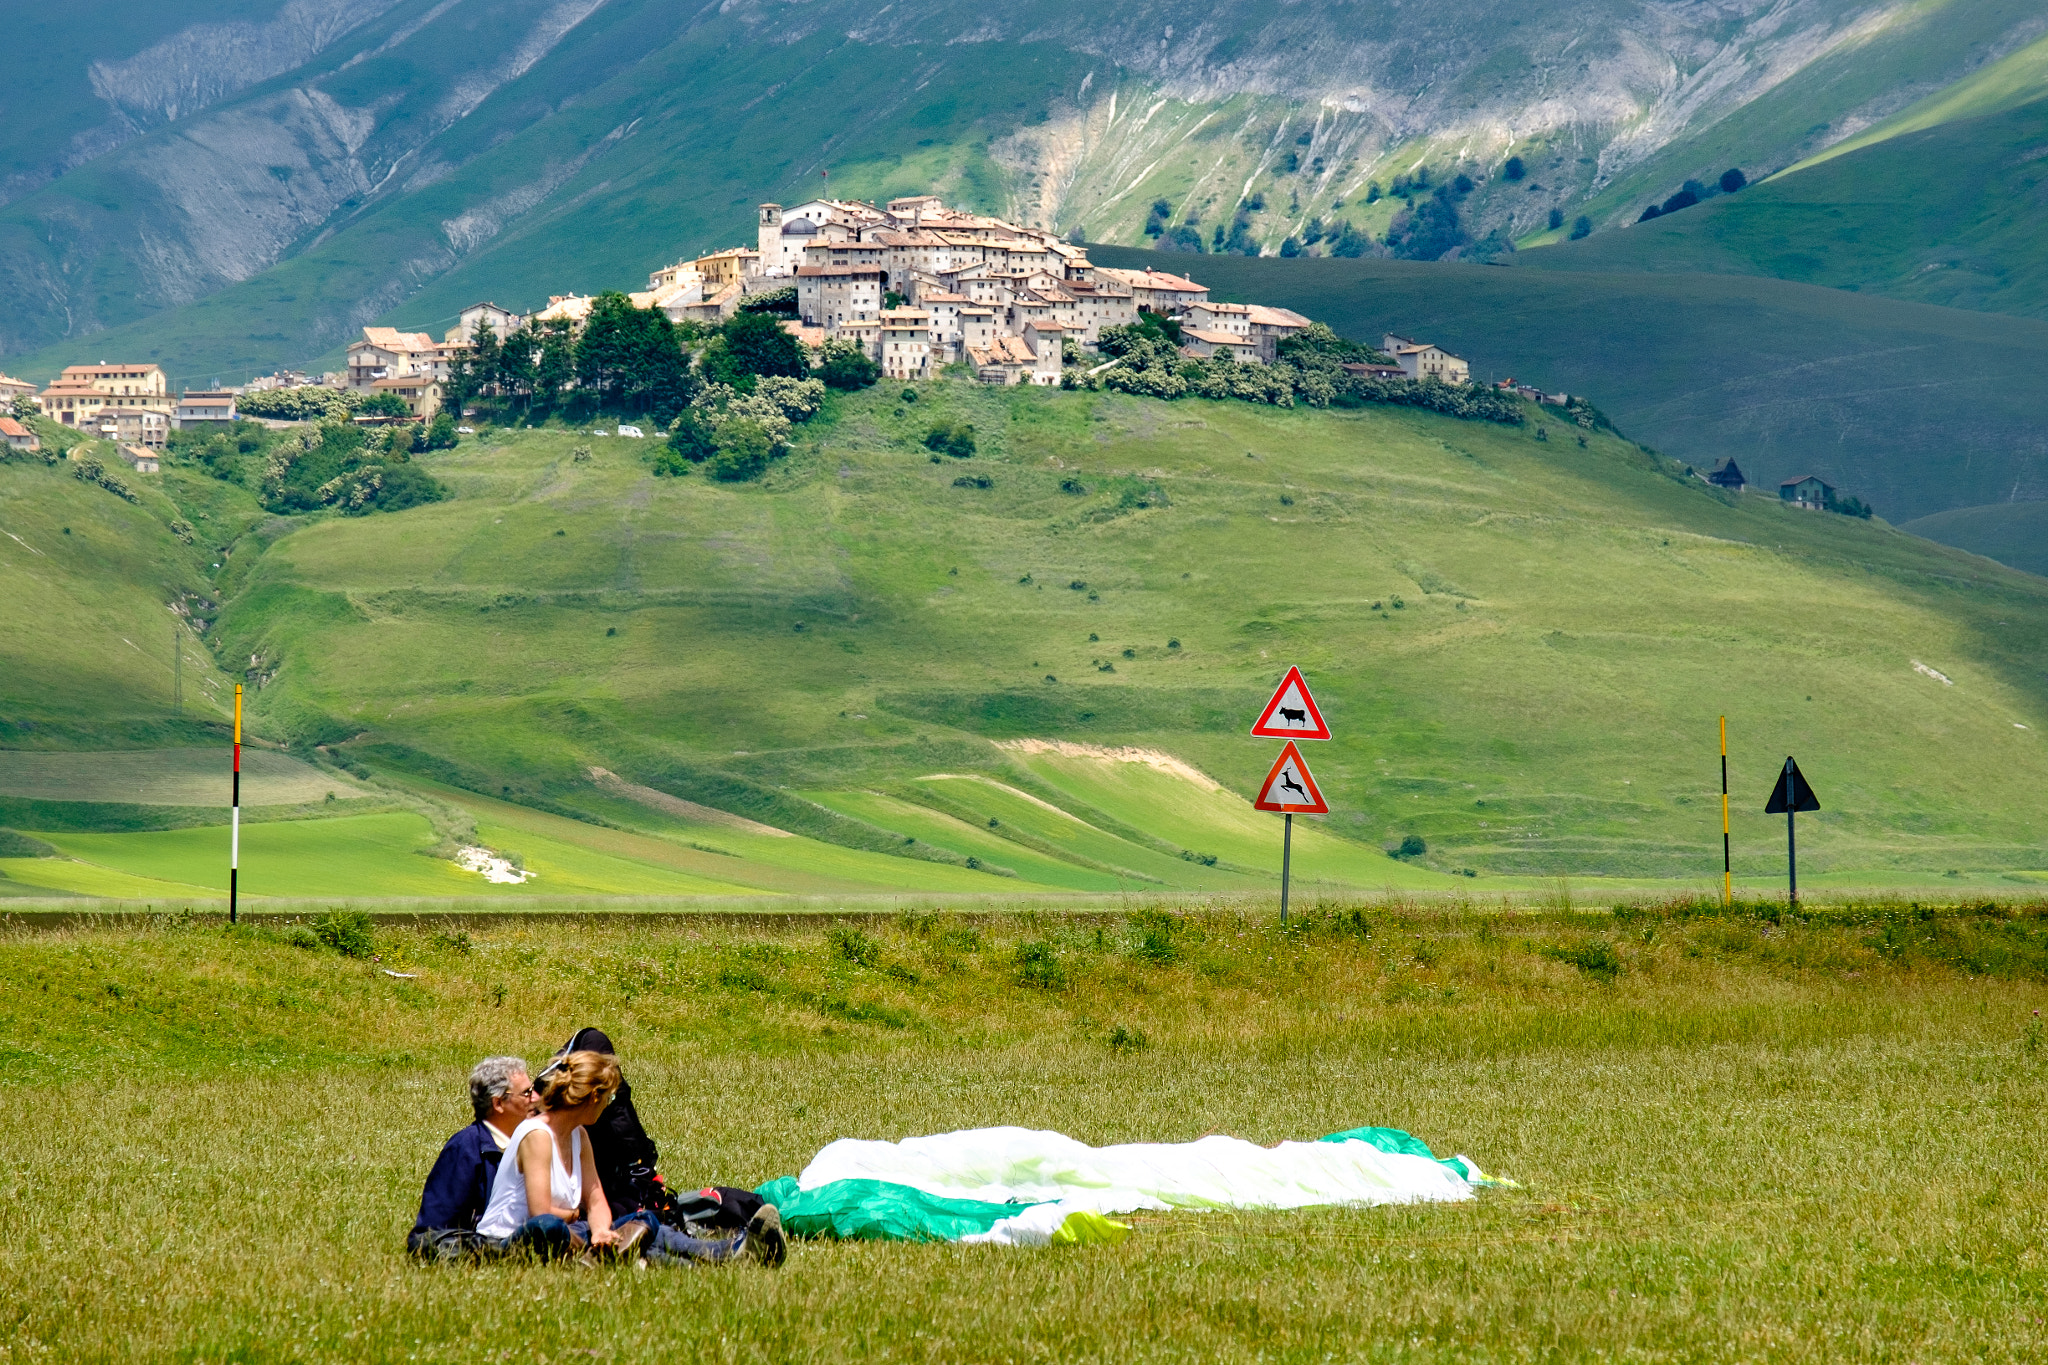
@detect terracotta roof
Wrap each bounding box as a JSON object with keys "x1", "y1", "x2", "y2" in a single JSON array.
[
  {"x1": 968, "y1": 337, "x2": 1037, "y2": 366},
  {"x1": 1246, "y1": 305, "x2": 1310, "y2": 328},
  {"x1": 1192, "y1": 301, "x2": 1253, "y2": 315},
  {"x1": 1182, "y1": 327, "x2": 1255, "y2": 346},
  {"x1": 0, "y1": 416, "x2": 30, "y2": 438},
  {"x1": 370, "y1": 376, "x2": 437, "y2": 390},
  {"x1": 60, "y1": 363, "x2": 163, "y2": 377},
  {"x1": 359, "y1": 327, "x2": 436, "y2": 351},
  {"x1": 796, "y1": 264, "x2": 886, "y2": 277},
  {"x1": 177, "y1": 397, "x2": 236, "y2": 408}
]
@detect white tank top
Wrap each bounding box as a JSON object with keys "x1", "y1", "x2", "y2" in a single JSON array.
[{"x1": 476, "y1": 1116, "x2": 584, "y2": 1238}]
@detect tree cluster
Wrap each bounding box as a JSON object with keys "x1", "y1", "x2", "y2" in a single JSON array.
[
  {"x1": 259, "y1": 419, "x2": 448, "y2": 515},
  {"x1": 1638, "y1": 169, "x2": 1746, "y2": 222},
  {"x1": 236, "y1": 386, "x2": 364, "y2": 421},
  {"x1": 1078, "y1": 320, "x2": 1522, "y2": 425}
]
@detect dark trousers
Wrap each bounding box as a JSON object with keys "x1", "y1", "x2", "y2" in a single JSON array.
[{"x1": 486, "y1": 1211, "x2": 744, "y2": 1264}]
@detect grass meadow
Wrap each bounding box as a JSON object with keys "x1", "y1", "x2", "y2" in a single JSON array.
[{"x1": 6, "y1": 898, "x2": 2048, "y2": 1362}]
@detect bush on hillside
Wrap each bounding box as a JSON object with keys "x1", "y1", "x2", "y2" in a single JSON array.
[
  {"x1": 261, "y1": 419, "x2": 446, "y2": 515},
  {"x1": 359, "y1": 393, "x2": 410, "y2": 418},
  {"x1": 655, "y1": 409, "x2": 716, "y2": 473},
  {"x1": 1832, "y1": 494, "x2": 1875, "y2": 520},
  {"x1": 708, "y1": 419, "x2": 775, "y2": 481},
  {"x1": 1548, "y1": 208, "x2": 1564, "y2": 231},
  {"x1": 1570, "y1": 215, "x2": 1593, "y2": 240},
  {"x1": 817, "y1": 338, "x2": 879, "y2": 390},
  {"x1": 1720, "y1": 167, "x2": 1747, "y2": 194},
  {"x1": 922, "y1": 422, "x2": 977, "y2": 459}
]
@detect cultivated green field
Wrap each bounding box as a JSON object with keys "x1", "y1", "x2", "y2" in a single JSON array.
[
  {"x1": 6, "y1": 901, "x2": 2047, "y2": 1361},
  {"x1": 4, "y1": 383, "x2": 2045, "y2": 900}
]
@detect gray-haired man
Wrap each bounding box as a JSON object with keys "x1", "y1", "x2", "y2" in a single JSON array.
[{"x1": 407, "y1": 1056, "x2": 539, "y2": 1259}]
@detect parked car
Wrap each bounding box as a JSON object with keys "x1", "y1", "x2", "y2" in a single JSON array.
[{"x1": 616, "y1": 425, "x2": 644, "y2": 438}]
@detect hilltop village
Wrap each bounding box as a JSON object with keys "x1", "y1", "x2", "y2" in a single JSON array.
[
  {"x1": 0, "y1": 192, "x2": 1852, "y2": 512},
  {"x1": 329, "y1": 193, "x2": 1472, "y2": 397}
]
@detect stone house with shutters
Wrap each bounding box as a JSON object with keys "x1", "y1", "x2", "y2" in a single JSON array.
[
  {"x1": 1779, "y1": 475, "x2": 1834, "y2": 509},
  {"x1": 0, "y1": 415, "x2": 38, "y2": 451},
  {"x1": 1180, "y1": 328, "x2": 1263, "y2": 364},
  {"x1": 796, "y1": 264, "x2": 887, "y2": 329},
  {"x1": 1382, "y1": 334, "x2": 1470, "y2": 384},
  {"x1": 99, "y1": 406, "x2": 171, "y2": 446},
  {"x1": 878, "y1": 309, "x2": 934, "y2": 380}
]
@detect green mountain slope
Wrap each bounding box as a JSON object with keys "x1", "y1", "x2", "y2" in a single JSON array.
[
  {"x1": 1089, "y1": 246, "x2": 2048, "y2": 524},
  {"x1": 9, "y1": 388, "x2": 2044, "y2": 894},
  {"x1": 8, "y1": 0, "x2": 2048, "y2": 380},
  {"x1": 1898, "y1": 503, "x2": 2048, "y2": 579},
  {"x1": 0, "y1": 431, "x2": 243, "y2": 744},
  {"x1": 1517, "y1": 94, "x2": 2048, "y2": 319}
]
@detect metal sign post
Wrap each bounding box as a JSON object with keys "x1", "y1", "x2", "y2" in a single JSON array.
[
  {"x1": 1253, "y1": 739, "x2": 1330, "y2": 924},
  {"x1": 1764, "y1": 756, "x2": 1820, "y2": 907}
]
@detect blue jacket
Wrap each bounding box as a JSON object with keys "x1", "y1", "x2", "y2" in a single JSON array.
[{"x1": 410, "y1": 1121, "x2": 505, "y2": 1241}]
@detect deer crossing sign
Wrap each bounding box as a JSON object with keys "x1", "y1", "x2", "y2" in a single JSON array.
[{"x1": 1253, "y1": 741, "x2": 1330, "y2": 815}]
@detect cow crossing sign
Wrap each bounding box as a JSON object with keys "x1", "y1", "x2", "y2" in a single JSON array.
[{"x1": 1250, "y1": 666, "x2": 1331, "y2": 741}]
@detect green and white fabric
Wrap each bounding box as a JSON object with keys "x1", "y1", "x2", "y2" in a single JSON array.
[{"x1": 757, "y1": 1124, "x2": 1495, "y2": 1247}]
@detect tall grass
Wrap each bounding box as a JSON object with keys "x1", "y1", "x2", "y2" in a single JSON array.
[{"x1": 4, "y1": 900, "x2": 2046, "y2": 1360}]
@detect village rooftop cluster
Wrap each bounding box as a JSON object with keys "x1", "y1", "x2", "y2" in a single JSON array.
[{"x1": 0, "y1": 192, "x2": 1858, "y2": 513}]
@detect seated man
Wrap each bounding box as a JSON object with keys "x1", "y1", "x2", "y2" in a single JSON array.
[{"x1": 407, "y1": 1056, "x2": 537, "y2": 1260}]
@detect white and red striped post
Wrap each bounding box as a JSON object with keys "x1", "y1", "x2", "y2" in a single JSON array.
[{"x1": 230, "y1": 683, "x2": 241, "y2": 924}]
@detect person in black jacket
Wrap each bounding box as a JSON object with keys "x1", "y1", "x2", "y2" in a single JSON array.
[
  {"x1": 544, "y1": 1028, "x2": 765, "y2": 1234},
  {"x1": 407, "y1": 1056, "x2": 538, "y2": 1259}
]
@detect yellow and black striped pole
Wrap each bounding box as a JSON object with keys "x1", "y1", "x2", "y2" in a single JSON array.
[
  {"x1": 231, "y1": 684, "x2": 242, "y2": 924},
  {"x1": 1720, "y1": 715, "x2": 1731, "y2": 905}
]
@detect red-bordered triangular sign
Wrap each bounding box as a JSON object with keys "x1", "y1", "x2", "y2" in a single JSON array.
[
  {"x1": 1250, "y1": 666, "x2": 1331, "y2": 740},
  {"x1": 1253, "y1": 741, "x2": 1329, "y2": 813}
]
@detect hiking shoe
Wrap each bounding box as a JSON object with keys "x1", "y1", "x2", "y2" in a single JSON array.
[
  {"x1": 745, "y1": 1204, "x2": 786, "y2": 1268},
  {"x1": 603, "y1": 1220, "x2": 651, "y2": 1264}
]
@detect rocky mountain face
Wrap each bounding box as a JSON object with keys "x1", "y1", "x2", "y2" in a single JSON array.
[{"x1": 0, "y1": 0, "x2": 2039, "y2": 373}]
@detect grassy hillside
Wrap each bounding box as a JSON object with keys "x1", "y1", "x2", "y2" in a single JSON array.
[
  {"x1": 1089, "y1": 246, "x2": 2048, "y2": 524},
  {"x1": 94, "y1": 386, "x2": 2048, "y2": 888},
  {"x1": 8, "y1": 387, "x2": 2045, "y2": 898},
  {"x1": 1517, "y1": 94, "x2": 2048, "y2": 320},
  {"x1": 0, "y1": 428, "x2": 246, "y2": 743},
  {"x1": 1899, "y1": 503, "x2": 2048, "y2": 580}
]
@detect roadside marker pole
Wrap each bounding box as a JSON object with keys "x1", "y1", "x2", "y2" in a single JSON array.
[
  {"x1": 1719, "y1": 716, "x2": 1730, "y2": 905},
  {"x1": 1280, "y1": 814, "x2": 1294, "y2": 925},
  {"x1": 231, "y1": 684, "x2": 241, "y2": 925}
]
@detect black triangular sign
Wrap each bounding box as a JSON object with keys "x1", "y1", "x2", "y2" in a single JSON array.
[{"x1": 1764, "y1": 756, "x2": 1821, "y2": 814}]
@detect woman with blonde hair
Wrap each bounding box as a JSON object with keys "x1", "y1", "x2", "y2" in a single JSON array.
[{"x1": 478, "y1": 1049, "x2": 783, "y2": 1267}]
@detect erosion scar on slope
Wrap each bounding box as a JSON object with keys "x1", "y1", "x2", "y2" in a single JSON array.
[
  {"x1": 586, "y1": 767, "x2": 795, "y2": 836},
  {"x1": 995, "y1": 739, "x2": 1227, "y2": 793}
]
